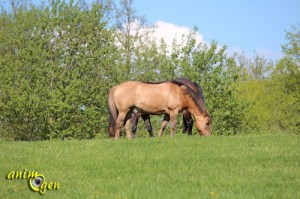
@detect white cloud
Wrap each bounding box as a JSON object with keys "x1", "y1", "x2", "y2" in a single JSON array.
[
  {"x1": 116, "y1": 20, "x2": 205, "y2": 54},
  {"x1": 119, "y1": 20, "x2": 282, "y2": 61},
  {"x1": 152, "y1": 21, "x2": 204, "y2": 48},
  {"x1": 118, "y1": 20, "x2": 205, "y2": 55}
]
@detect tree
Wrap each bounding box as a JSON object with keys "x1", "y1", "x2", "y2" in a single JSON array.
[
  {"x1": 282, "y1": 25, "x2": 300, "y2": 63},
  {"x1": 270, "y1": 26, "x2": 300, "y2": 133},
  {"x1": 235, "y1": 25, "x2": 299, "y2": 134},
  {"x1": 190, "y1": 42, "x2": 244, "y2": 135},
  {"x1": 112, "y1": 0, "x2": 153, "y2": 81},
  {"x1": 234, "y1": 51, "x2": 273, "y2": 80},
  {"x1": 0, "y1": 0, "x2": 119, "y2": 140},
  {"x1": 166, "y1": 32, "x2": 245, "y2": 135}
]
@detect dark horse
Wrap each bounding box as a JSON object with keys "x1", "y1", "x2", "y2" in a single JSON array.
[
  {"x1": 108, "y1": 80, "x2": 211, "y2": 139},
  {"x1": 130, "y1": 78, "x2": 206, "y2": 137}
]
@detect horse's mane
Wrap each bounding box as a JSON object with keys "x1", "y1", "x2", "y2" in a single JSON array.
[
  {"x1": 194, "y1": 82, "x2": 205, "y2": 102},
  {"x1": 171, "y1": 80, "x2": 207, "y2": 114},
  {"x1": 174, "y1": 78, "x2": 205, "y2": 102},
  {"x1": 142, "y1": 81, "x2": 168, "y2": 84},
  {"x1": 142, "y1": 79, "x2": 207, "y2": 114}
]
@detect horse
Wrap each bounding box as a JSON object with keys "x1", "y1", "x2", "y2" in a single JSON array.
[
  {"x1": 108, "y1": 80, "x2": 211, "y2": 139},
  {"x1": 130, "y1": 78, "x2": 206, "y2": 137}
]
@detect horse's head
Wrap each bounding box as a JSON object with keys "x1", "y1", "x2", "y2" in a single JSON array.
[
  {"x1": 176, "y1": 81, "x2": 211, "y2": 136},
  {"x1": 194, "y1": 114, "x2": 211, "y2": 136}
]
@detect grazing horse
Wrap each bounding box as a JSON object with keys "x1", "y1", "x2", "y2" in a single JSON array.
[
  {"x1": 108, "y1": 80, "x2": 211, "y2": 139},
  {"x1": 131, "y1": 78, "x2": 206, "y2": 137}
]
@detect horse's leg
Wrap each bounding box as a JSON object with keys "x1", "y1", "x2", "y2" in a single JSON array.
[
  {"x1": 187, "y1": 117, "x2": 194, "y2": 136},
  {"x1": 182, "y1": 114, "x2": 188, "y2": 134},
  {"x1": 170, "y1": 111, "x2": 179, "y2": 138},
  {"x1": 158, "y1": 114, "x2": 170, "y2": 137},
  {"x1": 183, "y1": 110, "x2": 193, "y2": 135},
  {"x1": 141, "y1": 114, "x2": 153, "y2": 137},
  {"x1": 115, "y1": 111, "x2": 127, "y2": 140},
  {"x1": 124, "y1": 118, "x2": 132, "y2": 139},
  {"x1": 131, "y1": 112, "x2": 140, "y2": 138},
  {"x1": 123, "y1": 111, "x2": 133, "y2": 139}
]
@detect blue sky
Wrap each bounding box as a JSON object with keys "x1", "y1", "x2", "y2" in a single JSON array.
[
  {"x1": 134, "y1": 0, "x2": 300, "y2": 60},
  {"x1": 3, "y1": 0, "x2": 299, "y2": 60}
]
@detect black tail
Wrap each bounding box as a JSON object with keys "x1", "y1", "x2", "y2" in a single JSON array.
[{"x1": 108, "y1": 87, "x2": 118, "y2": 137}]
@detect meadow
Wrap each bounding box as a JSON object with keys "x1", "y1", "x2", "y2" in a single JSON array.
[{"x1": 1, "y1": 133, "x2": 299, "y2": 199}]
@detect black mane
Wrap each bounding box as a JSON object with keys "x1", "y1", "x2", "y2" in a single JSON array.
[
  {"x1": 194, "y1": 82, "x2": 205, "y2": 102},
  {"x1": 142, "y1": 81, "x2": 168, "y2": 84},
  {"x1": 171, "y1": 80, "x2": 207, "y2": 114}
]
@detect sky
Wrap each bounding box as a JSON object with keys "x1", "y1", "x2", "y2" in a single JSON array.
[
  {"x1": 134, "y1": 0, "x2": 300, "y2": 61},
  {"x1": 3, "y1": 0, "x2": 300, "y2": 61}
]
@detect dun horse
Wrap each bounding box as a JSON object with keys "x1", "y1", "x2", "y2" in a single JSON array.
[
  {"x1": 108, "y1": 80, "x2": 211, "y2": 139},
  {"x1": 130, "y1": 78, "x2": 207, "y2": 137}
]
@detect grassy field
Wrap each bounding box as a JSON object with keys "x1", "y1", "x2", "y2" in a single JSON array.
[{"x1": 1, "y1": 133, "x2": 299, "y2": 199}]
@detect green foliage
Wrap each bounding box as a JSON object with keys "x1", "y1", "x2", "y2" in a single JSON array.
[
  {"x1": 170, "y1": 35, "x2": 245, "y2": 135},
  {"x1": 0, "y1": 0, "x2": 298, "y2": 140},
  {"x1": 235, "y1": 26, "x2": 299, "y2": 134},
  {"x1": 236, "y1": 79, "x2": 272, "y2": 132},
  {"x1": 0, "y1": 0, "x2": 252, "y2": 139},
  {"x1": 123, "y1": 31, "x2": 245, "y2": 135},
  {"x1": 190, "y1": 42, "x2": 244, "y2": 135},
  {"x1": 0, "y1": 0, "x2": 119, "y2": 140},
  {"x1": 271, "y1": 42, "x2": 300, "y2": 133}
]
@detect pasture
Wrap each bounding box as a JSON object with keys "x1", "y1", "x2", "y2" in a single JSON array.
[{"x1": 1, "y1": 133, "x2": 299, "y2": 198}]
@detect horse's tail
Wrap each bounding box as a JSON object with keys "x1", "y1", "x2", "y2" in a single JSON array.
[{"x1": 108, "y1": 87, "x2": 118, "y2": 137}]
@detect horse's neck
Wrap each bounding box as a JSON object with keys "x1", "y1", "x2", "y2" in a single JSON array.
[{"x1": 185, "y1": 95, "x2": 201, "y2": 117}]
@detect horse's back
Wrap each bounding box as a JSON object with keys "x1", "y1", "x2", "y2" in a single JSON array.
[
  {"x1": 112, "y1": 81, "x2": 183, "y2": 113},
  {"x1": 114, "y1": 81, "x2": 173, "y2": 97},
  {"x1": 112, "y1": 81, "x2": 140, "y2": 109}
]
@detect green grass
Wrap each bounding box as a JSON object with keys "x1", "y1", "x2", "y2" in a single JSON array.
[{"x1": 1, "y1": 134, "x2": 299, "y2": 199}]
